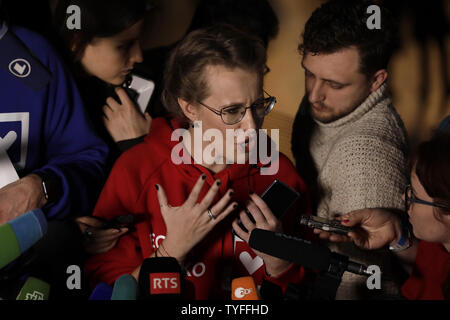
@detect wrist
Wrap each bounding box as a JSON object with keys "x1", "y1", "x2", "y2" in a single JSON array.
[
  {"x1": 32, "y1": 171, "x2": 62, "y2": 206},
  {"x1": 27, "y1": 174, "x2": 47, "y2": 208},
  {"x1": 159, "y1": 240, "x2": 187, "y2": 264},
  {"x1": 389, "y1": 217, "x2": 412, "y2": 252},
  {"x1": 264, "y1": 258, "x2": 291, "y2": 278}
]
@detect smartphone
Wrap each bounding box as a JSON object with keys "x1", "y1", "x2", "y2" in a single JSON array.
[
  {"x1": 101, "y1": 214, "x2": 146, "y2": 232},
  {"x1": 108, "y1": 74, "x2": 155, "y2": 114},
  {"x1": 126, "y1": 74, "x2": 155, "y2": 113},
  {"x1": 260, "y1": 180, "x2": 300, "y2": 220},
  {"x1": 235, "y1": 180, "x2": 300, "y2": 235},
  {"x1": 299, "y1": 214, "x2": 353, "y2": 235}
]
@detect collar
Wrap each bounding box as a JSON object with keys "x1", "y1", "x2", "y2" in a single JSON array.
[{"x1": 314, "y1": 83, "x2": 389, "y2": 129}]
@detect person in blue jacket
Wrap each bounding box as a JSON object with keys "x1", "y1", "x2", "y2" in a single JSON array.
[
  {"x1": 0, "y1": 12, "x2": 108, "y2": 299},
  {"x1": 0, "y1": 21, "x2": 108, "y2": 222}
]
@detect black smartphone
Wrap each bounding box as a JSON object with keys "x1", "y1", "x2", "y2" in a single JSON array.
[
  {"x1": 100, "y1": 214, "x2": 146, "y2": 232},
  {"x1": 235, "y1": 180, "x2": 300, "y2": 235},
  {"x1": 299, "y1": 214, "x2": 353, "y2": 235},
  {"x1": 260, "y1": 180, "x2": 300, "y2": 220}
]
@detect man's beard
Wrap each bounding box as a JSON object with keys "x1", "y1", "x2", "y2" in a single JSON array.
[
  {"x1": 309, "y1": 100, "x2": 364, "y2": 124},
  {"x1": 309, "y1": 102, "x2": 343, "y2": 124}
]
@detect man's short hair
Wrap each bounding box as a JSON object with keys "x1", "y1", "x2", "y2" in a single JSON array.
[{"x1": 298, "y1": 0, "x2": 398, "y2": 78}]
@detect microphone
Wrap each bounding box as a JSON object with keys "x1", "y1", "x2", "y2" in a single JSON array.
[
  {"x1": 16, "y1": 276, "x2": 50, "y2": 300},
  {"x1": 249, "y1": 229, "x2": 371, "y2": 276},
  {"x1": 0, "y1": 209, "x2": 47, "y2": 269},
  {"x1": 111, "y1": 274, "x2": 138, "y2": 300},
  {"x1": 231, "y1": 276, "x2": 260, "y2": 300},
  {"x1": 259, "y1": 280, "x2": 284, "y2": 301},
  {"x1": 88, "y1": 282, "x2": 113, "y2": 300},
  {"x1": 138, "y1": 257, "x2": 182, "y2": 300}
]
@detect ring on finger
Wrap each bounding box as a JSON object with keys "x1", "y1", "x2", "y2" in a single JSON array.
[{"x1": 207, "y1": 209, "x2": 216, "y2": 221}]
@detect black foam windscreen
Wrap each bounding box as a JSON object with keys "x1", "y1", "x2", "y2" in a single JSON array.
[
  {"x1": 249, "y1": 229, "x2": 331, "y2": 271},
  {"x1": 138, "y1": 257, "x2": 182, "y2": 300}
]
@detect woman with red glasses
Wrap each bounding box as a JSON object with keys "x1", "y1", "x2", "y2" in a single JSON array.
[{"x1": 324, "y1": 132, "x2": 450, "y2": 300}]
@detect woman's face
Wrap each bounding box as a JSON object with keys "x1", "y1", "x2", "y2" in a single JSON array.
[
  {"x1": 406, "y1": 170, "x2": 450, "y2": 245},
  {"x1": 184, "y1": 65, "x2": 263, "y2": 166},
  {"x1": 80, "y1": 20, "x2": 144, "y2": 85}
]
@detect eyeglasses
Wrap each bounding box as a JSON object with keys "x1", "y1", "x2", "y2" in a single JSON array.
[
  {"x1": 404, "y1": 184, "x2": 449, "y2": 211},
  {"x1": 197, "y1": 90, "x2": 276, "y2": 125}
]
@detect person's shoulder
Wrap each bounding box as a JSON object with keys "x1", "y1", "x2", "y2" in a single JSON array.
[
  {"x1": 336, "y1": 103, "x2": 408, "y2": 156},
  {"x1": 269, "y1": 152, "x2": 308, "y2": 191},
  {"x1": 9, "y1": 26, "x2": 57, "y2": 62},
  {"x1": 353, "y1": 100, "x2": 408, "y2": 143}
]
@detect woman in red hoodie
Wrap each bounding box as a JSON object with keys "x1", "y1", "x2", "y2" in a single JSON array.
[{"x1": 85, "y1": 24, "x2": 312, "y2": 299}]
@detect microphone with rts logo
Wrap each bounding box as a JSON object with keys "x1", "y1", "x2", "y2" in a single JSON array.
[
  {"x1": 138, "y1": 257, "x2": 183, "y2": 300},
  {"x1": 231, "y1": 277, "x2": 260, "y2": 300}
]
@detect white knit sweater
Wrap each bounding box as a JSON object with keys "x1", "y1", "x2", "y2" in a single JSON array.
[{"x1": 310, "y1": 83, "x2": 409, "y2": 299}]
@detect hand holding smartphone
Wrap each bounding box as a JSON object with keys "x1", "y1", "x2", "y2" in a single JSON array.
[
  {"x1": 235, "y1": 180, "x2": 300, "y2": 234},
  {"x1": 100, "y1": 214, "x2": 146, "y2": 232}
]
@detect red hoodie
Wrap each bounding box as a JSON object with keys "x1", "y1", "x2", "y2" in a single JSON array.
[
  {"x1": 401, "y1": 241, "x2": 449, "y2": 300},
  {"x1": 85, "y1": 116, "x2": 312, "y2": 300}
]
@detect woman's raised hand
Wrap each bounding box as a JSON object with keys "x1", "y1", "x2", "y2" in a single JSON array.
[{"x1": 155, "y1": 174, "x2": 237, "y2": 262}]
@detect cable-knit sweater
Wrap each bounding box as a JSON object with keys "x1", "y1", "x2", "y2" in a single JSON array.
[{"x1": 310, "y1": 83, "x2": 409, "y2": 299}]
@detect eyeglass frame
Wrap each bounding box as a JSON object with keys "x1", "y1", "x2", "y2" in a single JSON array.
[
  {"x1": 196, "y1": 90, "x2": 276, "y2": 125},
  {"x1": 404, "y1": 184, "x2": 449, "y2": 211}
]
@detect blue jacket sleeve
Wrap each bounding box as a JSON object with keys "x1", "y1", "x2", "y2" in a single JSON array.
[{"x1": 32, "y1": 38, "x2": 109, "y2": 219}]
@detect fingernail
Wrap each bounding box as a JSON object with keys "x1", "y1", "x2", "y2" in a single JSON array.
[
  {"x1": 202, "y1": 174, "x2": 207, "y2": 180},
  {"x1": 155, "y1": 184, "x2": 159, "y2": 191},
  {"x1": 341, "y1": 219, "x2": 349, "y2": 224},
  {"x1": 233, "y1": 204, "x2": 238, "y2": 209},
  {"x1": 229, "y1": 191, "x2": 234, "y2": 197},
  {"x1": 249, "y1": 191, "x2": 254, "y2": 195},
  {"x1": 216, "y1": 180, "x2": 222, "y2": 186}
]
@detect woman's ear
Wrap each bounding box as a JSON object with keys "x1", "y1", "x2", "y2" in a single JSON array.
[
  {"x1": 70, "y1": 32, "x2": 81, "y2": 52},
  {"x1": 370, "y1": 69, "x2": 388, "y2": 93},
  {"x1": 178, "y1": 98, "x2": 198, "y2": 123}
]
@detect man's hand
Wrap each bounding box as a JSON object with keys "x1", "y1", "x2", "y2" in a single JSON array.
[
  {"x1": 0, "y1": 174, "x2": 46, "y2": 224},
  {"x1": 103, "y1": 87, "x2": 152, "y2": 142}
]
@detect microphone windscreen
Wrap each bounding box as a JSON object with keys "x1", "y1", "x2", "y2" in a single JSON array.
[
  {"x1": 0, "y1": 209, "x2": 47, "y2": 269},
  {"x1": 138, "y1": 257, "x2": 182, "y2": 300},
  {"x1": 16, "y1": 276, "x2": 50, "y2": 300},
  {"x1": 231, "y1": 276, "x2": 260, "y2": 300},
  {"x1": 89, "y1": 282, "x2": 113, "y2": 300},
  {"x1": 259, "y1": 280, "x2": 284, "y2": 301},
  {"x1": 249, "y1": 228, "x2": 331, "y2": 271},
  {"x1": 111, "y1": 274, "x2": 138, "y2": 300},
  {"x1": 9, "y1": 209, "x2": 47, "y2": 252}
]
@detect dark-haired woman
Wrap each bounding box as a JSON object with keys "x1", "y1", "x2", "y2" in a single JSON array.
[
  {"x1": 54, "y1": 0, "x2": 152, "y2": 157},
  {"x1": 52, "y1": 0, "x2": 155, "y2": 254},
  {"x1": 85, "y1": 25, "x2": 313, "y2": 299},
  {"x1": 327, "y1": 132, "x2": 450, "y2": 300}
]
